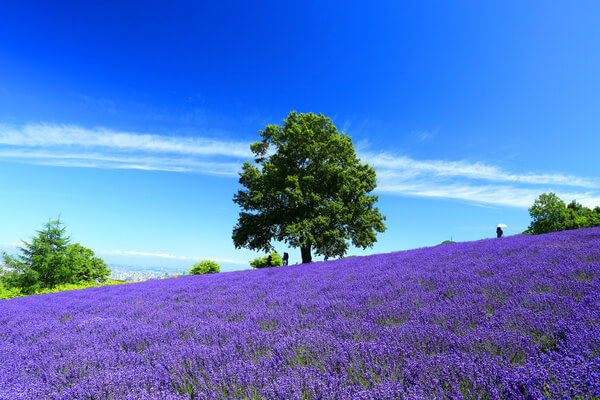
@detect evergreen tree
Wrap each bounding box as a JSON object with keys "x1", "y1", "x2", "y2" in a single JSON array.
[{"x1": 1, "y1": 219, "x2": 110, "y2": 294}]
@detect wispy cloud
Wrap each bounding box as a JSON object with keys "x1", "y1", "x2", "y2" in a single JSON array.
[
  {"x1": 366, "y1": 153, "x2": 600, "y2": 189},
  {"x1": 1, "y1": 242, "x2": 25, "y2": 248},
  {"x1": 0, "y1": 123, "x2": 252, "y2": 175},
  {"x1": 377, "y1": 182, "x2": 536, "y2": 208},
  {"x1": 0, "y1": 149, "x2": 242, "y2": 175},
  {"x1": 410, "y1": 129, "x2": 437, "y2": 142},
  {"x1": 107, "y1": 250, "x2": 180, "y2": 259},
  {"x1": 367, "y1": 153, "x2": 600, "y2": 208},
  {"x1": 0, "y1": 123, "x2": 252, "y2": 157},
  {"x1": 101, "y1": 249, "x2": 238, "y2": 264},
  {"x1": 2, "y1": 122, "x2": 598, "y2": 209}
]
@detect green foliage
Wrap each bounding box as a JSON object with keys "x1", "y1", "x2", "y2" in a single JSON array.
[
  {"x1": 525, "y1": 193, "x2": 600, "y2": 234},
  {"x1": 233, "y1": 111, "x2": 387, "y2": 264},
  {"x1": 1, "y1": 279, "x2": 125, "y2": 300},
  {"x1": 65, "y1": 243, "x2": 110, "y2": 283},
  {"x1": 526, "y1": 193, "x2": 567, "y2": 234},
  {"x1": 0, "y1": 279, "x2": 22, "y2": 300},
  {"x1": 250, "y1": 252, "x2": 283, "y2": 269},
  {"x1": 1, "y1": 219, "x2": 110, "y2": 295},
  {"x1": 190, "y1": 260, "x2": 220, "y2": 275},
  {"x1": 37, "y1": 279, "x2": 125, "y2": 294}
]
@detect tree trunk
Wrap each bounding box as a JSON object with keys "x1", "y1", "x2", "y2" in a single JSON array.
[{"x1": 300, "y1": 244, "x2": 312, "y2": 264}]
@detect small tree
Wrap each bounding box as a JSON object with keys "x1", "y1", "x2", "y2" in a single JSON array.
[
  {"x1": 250, "y1": 252, "x2": 283, "y2": 269},
  {"x1": 525, "y1": 193, "x2": 567, "y2": 234},
  {"x1": 190, "y1": 260, "x2": 220, "y2": 275},
  {"x1": 2, "y1": 219, "x2": 71, "y2": 294},
  {"x1": 526, "y1": 193, "x2": 600, "y2": 234},
  {"x1": 233, "y1": 111, "x2": 386, "y2": 263},
  {"x1": 65, "y1": 243, "x2": 110, "y2": 283},
  {"x1": 1, "y1": 219, "x2": 110, "y2": 294}
]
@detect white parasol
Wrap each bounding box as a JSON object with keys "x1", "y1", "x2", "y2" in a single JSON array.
[{"x1": 497, "y1": 224, "x2": 507, "y2": 228}]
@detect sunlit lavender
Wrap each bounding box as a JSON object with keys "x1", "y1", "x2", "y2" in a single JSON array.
[{"x1": 1, "y1": 228, "x2": 599, "y2": 399}]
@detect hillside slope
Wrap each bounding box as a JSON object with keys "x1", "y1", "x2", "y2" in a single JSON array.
[{"x1": 1, "y1": 228, "x2": 599, "y2": 399}]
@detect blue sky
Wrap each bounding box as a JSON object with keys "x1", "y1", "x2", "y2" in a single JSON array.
[{"x1": 1, "y1": 1, "x2": 599, "y2": 272}]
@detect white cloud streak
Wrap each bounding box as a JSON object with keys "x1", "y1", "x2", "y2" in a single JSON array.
[
  {"x1": 1, "y1": 122, "x2": 598, "y2": 209},
  {"x1": 1, "y1": 242, "x2": 25, "y2": 248},
  {"x1": 0, "y1": 149, "x2": 242, "y2": 175},
  {"x1": 108, "y1": 250, "x2": 180, "y2": 259},
  {"x1": 100, "y1": 249, "x2": 237, "y2": 264},
  {"x1": 368, "y1": 153, "x2": 600, "y2": 208},
  {"x1": 365, "y1": 153, "x2": 600, "y2": 189},
  {"x1": 0, "y1": 123, "x2": 251, "y2": 175},
  {"x1": 0, "y1": 123, "x2": 252, "y2": 158}
]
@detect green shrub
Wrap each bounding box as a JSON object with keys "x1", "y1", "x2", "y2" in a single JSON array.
[
  {"x1": 0, "y1": 279, "x2": 22, "y2": 300},
  {"x1": 250, "y1": 253, "x2": 283, "y2": 269},
  {"x1": 190, "y1": 260, "x2": 220, "y2": 275},
  {"x1": 439, "y1": 240, "x2": 456, "y2": 245}
]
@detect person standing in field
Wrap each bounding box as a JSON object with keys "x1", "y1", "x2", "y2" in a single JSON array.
[
  {"x1": 496, "y1": 225, "x2": 504, "y2": 238},
  {"x1": 282, "y1": 252, "x2": 289, "y2": 266}
]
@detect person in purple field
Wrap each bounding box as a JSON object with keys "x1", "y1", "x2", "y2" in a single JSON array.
[
  {"x1": 282, "y1": 252, "x2": 289, "y2": 266},
  {"x1": 496, "y1": 225, "x2": 504, "y2": 238}
]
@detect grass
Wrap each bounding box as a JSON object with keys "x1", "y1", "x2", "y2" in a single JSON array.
[{"x1": 0, "y1": 279, "x2": 128, "y2": 300}]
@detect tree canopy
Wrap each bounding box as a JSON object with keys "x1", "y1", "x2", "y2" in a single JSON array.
[
  {"x1": 525, "y1": 192, "x2": 600, "y2": 234},
  {"x1": 1, "y1": 219, "x2": 110, "y2": 294},
  {"x1": 190, "y1": 260, "x2": 220, "y2": 275},
  {"x1": 250, "y1": 252, "x2": 283, "y2": 269},
  {"x1": 232, "y1": 111, "x2": 386, "y2": 264}
]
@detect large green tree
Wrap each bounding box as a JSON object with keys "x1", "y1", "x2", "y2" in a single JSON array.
[
  {"x1": 233, "y1": 111, "x2": 386, "y2": 263},
  {"x1": 1, "y1": 219, "x2": 110, "y2": 294}
]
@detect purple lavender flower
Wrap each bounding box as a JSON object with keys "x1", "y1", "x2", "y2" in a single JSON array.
[{"x1": 1, "y1": 228, "x2": 599, "y2": 399}]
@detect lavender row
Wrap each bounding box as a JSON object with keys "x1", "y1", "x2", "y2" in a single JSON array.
[{"x1": 1, "y1": 228, "x2": 599, "y2": 399}]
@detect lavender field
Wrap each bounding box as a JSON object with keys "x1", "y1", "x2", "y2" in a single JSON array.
[{"x1": 1, "y1": 229, "x2": 599, "y2": 399}]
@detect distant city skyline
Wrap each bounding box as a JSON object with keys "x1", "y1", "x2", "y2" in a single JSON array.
[{"x1": 1, "y1": 1, "x2": 599, "y2": 270}]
